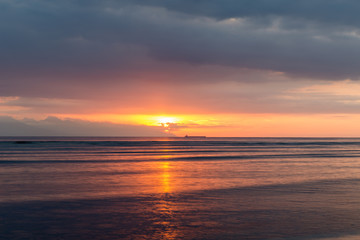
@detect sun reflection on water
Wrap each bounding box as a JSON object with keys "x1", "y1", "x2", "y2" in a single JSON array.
[
  {"x1": 160, "y1": 162, "x2": 171, "y2": 193},
  {"x1": 151, "y1": 161, "x2": 181, "y2": 239}
]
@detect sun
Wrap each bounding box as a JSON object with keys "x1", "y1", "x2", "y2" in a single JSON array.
[
  {"x1": 156, "y1": 116, "x2": 179, "y2": 129},
  {"x1": 128, "y1": 115, "x2": 189, "y2": 134},
  {"x1": 157, "y1": 116, "x2": 177, "y2": 125}
]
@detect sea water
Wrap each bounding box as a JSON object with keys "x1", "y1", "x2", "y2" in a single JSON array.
[{"x1": 1, "y1": 137, "x2": 360, "y2": 239}]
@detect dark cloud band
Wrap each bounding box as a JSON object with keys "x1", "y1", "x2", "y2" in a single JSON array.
[{"x1": 1, "y1": 0, "x2": 360, "y2": 99}]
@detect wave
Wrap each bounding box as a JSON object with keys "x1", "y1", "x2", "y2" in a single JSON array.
[
  {"x1": 2, "y1": 139, "x2": 360, "y2": 147},
  {"x1": 1, "y1": 152, "x2": 359, "y2": 164}
]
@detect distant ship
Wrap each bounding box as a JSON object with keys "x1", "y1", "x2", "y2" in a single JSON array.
[{"x1": 184, "y1": 135, "x2": 206, "y2": 138}]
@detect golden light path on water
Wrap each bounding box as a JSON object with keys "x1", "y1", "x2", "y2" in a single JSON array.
[
  {"x1": 155, "y1": 161, "x2": 179, "y2": 239},
  {"x1": 161, "y1": 162, "x2": 171, "y2": 193}
]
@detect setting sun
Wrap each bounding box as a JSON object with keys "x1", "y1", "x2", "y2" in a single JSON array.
[
  {"x1": 129, "y1": 115, "x2": 184, "y2": 127},
  {"x1": 156, "y1": 116, "x2": 178, "y2": 126}
]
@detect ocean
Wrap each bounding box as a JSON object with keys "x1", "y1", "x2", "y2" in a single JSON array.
[{"x1": 1, "y1": 137, "x2": 360, "y2": 240}]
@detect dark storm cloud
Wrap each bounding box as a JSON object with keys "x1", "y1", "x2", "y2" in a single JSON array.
[
  {"x1": 2, "y1": 0, "x2": 360, "y2": 99},
  {"x1": 130, "y1": 0, "x2": 360, "y2": 26}
]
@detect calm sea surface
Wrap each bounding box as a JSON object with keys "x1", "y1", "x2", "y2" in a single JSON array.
[{"x1": 1, "y1": 137, "x2": 360, "y2": 239}]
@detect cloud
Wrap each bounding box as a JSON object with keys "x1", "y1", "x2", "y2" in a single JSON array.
[
  {"x1": 3, "y1": 0, "x2": 360, "y2": 120},
  {"x1": 2, "y1": 0, "x2": 360, "y2": 102},
  {"x1": 0, "y1": 116, "x2": 172, "y2": 136},
  {"x1": 131, "y1": 0, "x2": 360, "y2": 26},
  {"x1": 4, "y1": 78, "x2": 360, "y2": 116}
]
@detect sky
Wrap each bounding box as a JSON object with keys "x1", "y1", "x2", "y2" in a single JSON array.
[{"x1": 2, "y1": 0, "x2": 360, "y2": 136}]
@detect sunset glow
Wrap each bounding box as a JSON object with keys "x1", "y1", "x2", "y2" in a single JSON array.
[
  {"x1": 2, "y1": 0, "x2": 360, "y2": 137},
  {"x1": 33, "y1": 112, "x2": 360, "y2": 137},
  {"x1": 157, "y1": 117, "x2": 178, "y2": 125}
]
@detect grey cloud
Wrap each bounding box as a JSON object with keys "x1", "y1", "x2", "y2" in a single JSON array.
[
  {"x1": 129, "y1": 0, "x2": 360, "y2": 27},
  {"x1": 148, "y1": 80, "x2": 360, "y2": 114},
  {"x1": 0, "y1": 116, "x2": 172, "y2": 136},
  {"x1": 0, "y1": 116, "x2": 55, "y2": 136},
  {"x1": 2, "y1": 0, "x2": 360, "y2": 100},
  {"x1": 4, "y1": 77, "x2": 360, "y2": 115}
]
